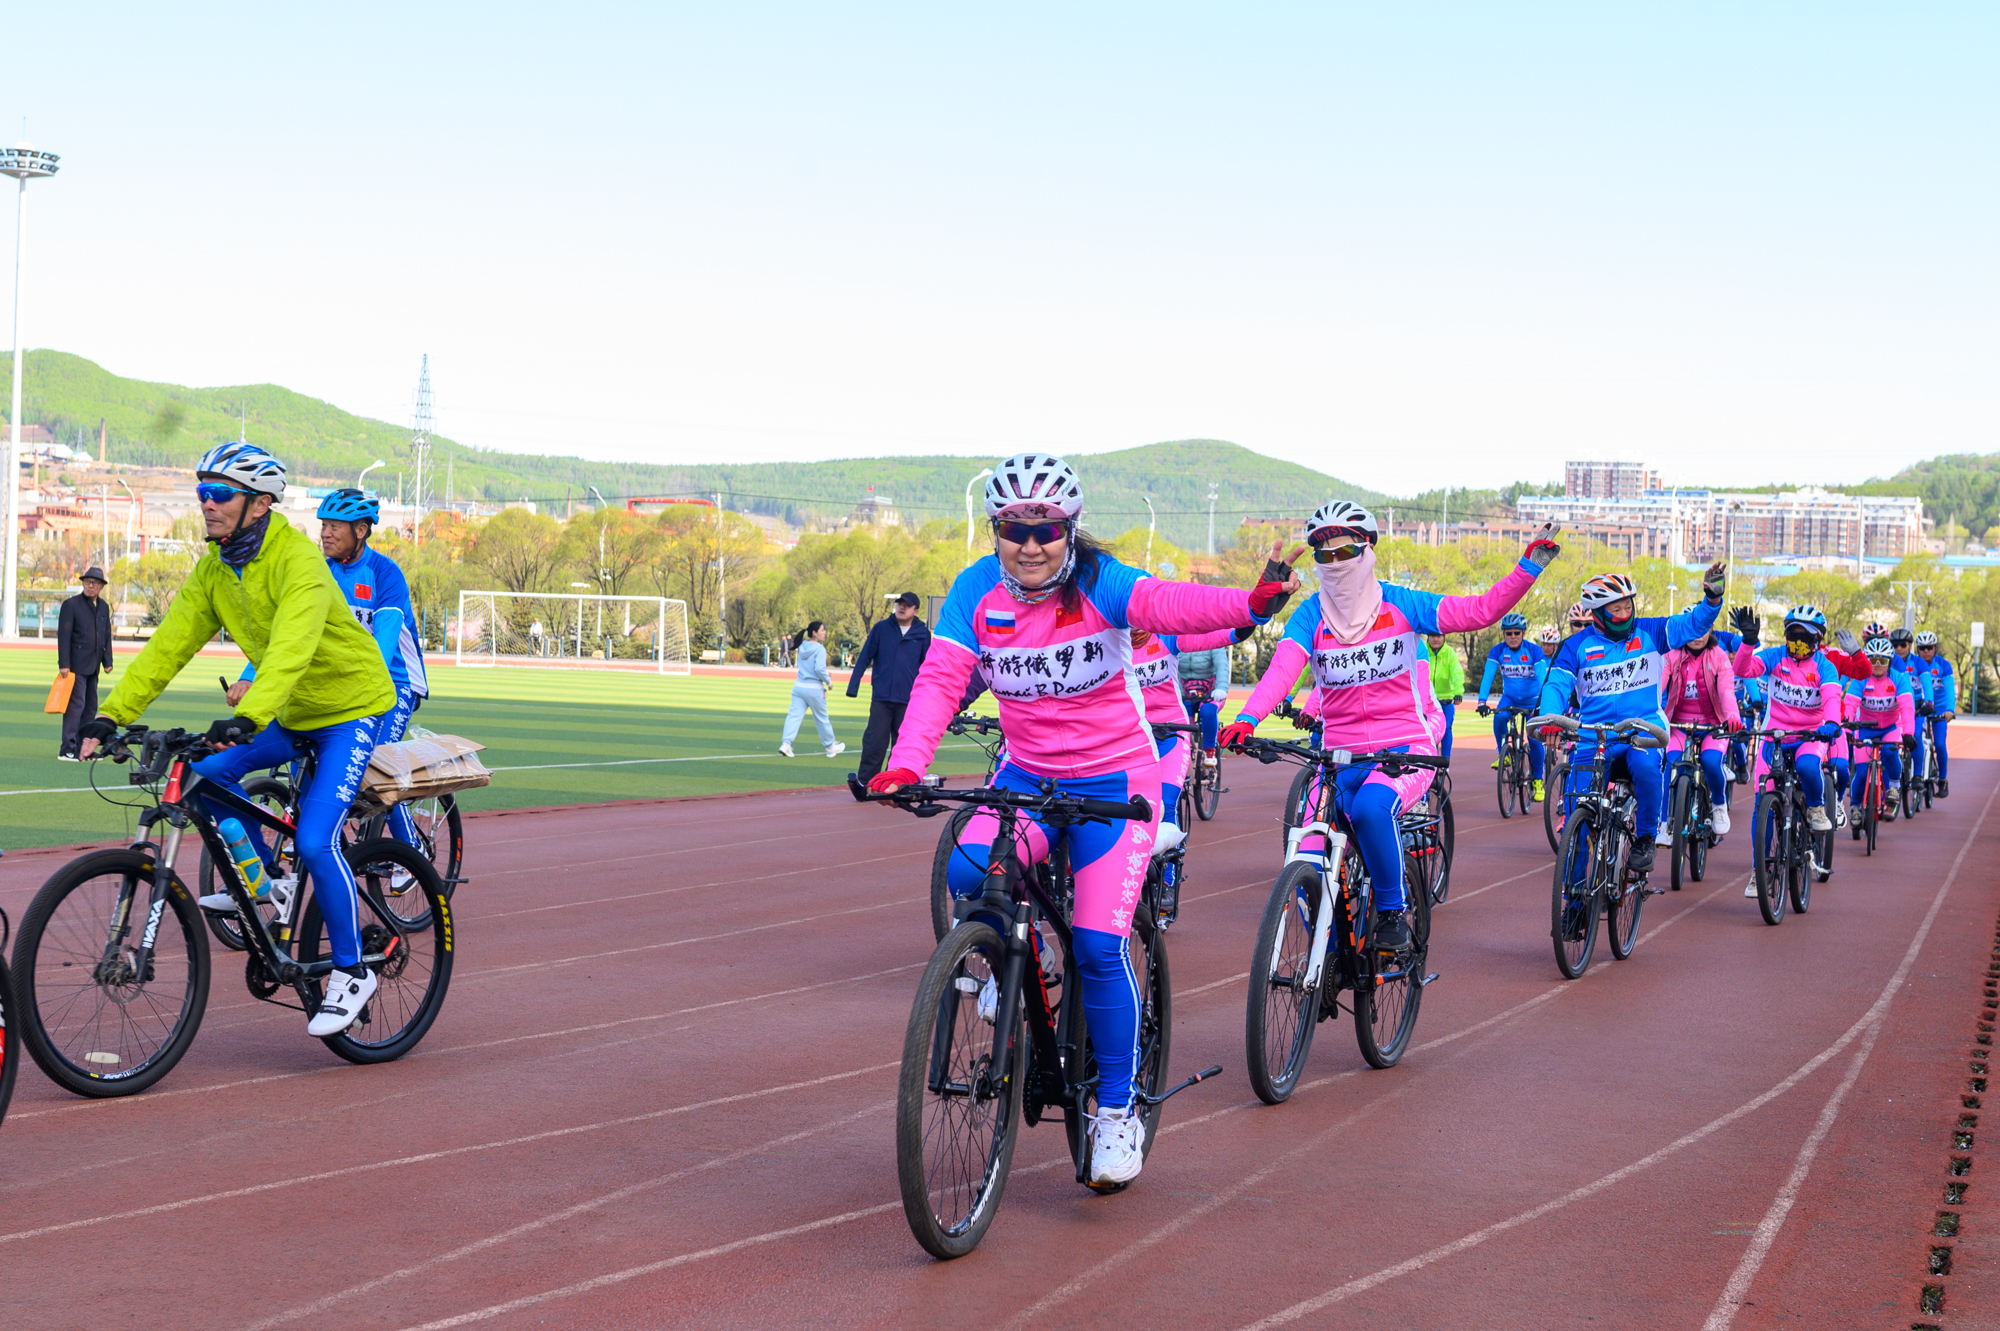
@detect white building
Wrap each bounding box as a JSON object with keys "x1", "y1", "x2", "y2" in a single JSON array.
[{"x1": 1518, "y1": 482, "x2": 1927, "y2": 562}]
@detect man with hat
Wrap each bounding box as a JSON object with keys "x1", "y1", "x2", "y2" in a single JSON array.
[
  {"x1": 847, "y1": 590, "x2": 932, "y2": 782},
  {"x1": 55, "y1": 566, "x2": 114, "y2": 759}
]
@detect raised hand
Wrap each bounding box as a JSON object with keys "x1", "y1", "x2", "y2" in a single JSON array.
[
  {"x1": 1522, "y1": 523, "x2": 1563, "y2": 569},
  {"x1": 1702, "y1": 560, "x2": 1728, "y2": 602}
]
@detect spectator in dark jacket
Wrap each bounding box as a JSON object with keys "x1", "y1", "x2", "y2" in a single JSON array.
[
  {"x1": 56, "y1": 566, "x2": 114, "y2": 760},
  {"x1": 847, "y1": 591, "x2": 932, "y2": 781}
]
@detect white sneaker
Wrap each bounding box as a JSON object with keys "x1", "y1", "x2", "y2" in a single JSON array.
[
  {"x1": 1655, "y1": 826, "x2": 1674, "y2": 846},
  {"x1": 1807, "y1": 804, "x2": 1831, "y2": 833},
  {"x1": 308, "y1": 967, "x2": 378, "y2": 1037},
  {"x1": 1088, "y1": 1104, "x2": 1144, "y2": 1188},
  {"x1": 778, "y1": 742, "x2": 793, "y2": 757},
  {"x1": 977, "y1": 974, "x2": 999, "y2": 1024},
  {"x1": 824, "y1": 742, "x2": 847, "y2": 758},
  {"x1": 1745, "y1": 881, "x2": 1758, "y2": 897},
  {"x1": 197, "y1": 891, "x2": 236, "y2": 912},
  {"x1": 1711, "y1": 806, "x2": 1731, "y2": 836},
  {"x1": 1153, "y1": 821, "x2": 1187, "y2": 857}
]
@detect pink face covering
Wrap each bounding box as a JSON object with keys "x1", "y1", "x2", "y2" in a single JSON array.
[{"x1": 1317, "y1": 544, "x2": 1383, "y2": 644}]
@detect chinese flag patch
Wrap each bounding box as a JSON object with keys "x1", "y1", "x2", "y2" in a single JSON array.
[
  {"x1": 1055, "y1": 601, "x2": 1085, "y2": 629},
  {"x1": 354, "y1": 583, "x2": 374, "y2": 601}
]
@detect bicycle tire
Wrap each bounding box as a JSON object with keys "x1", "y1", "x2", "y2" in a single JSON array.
[
  {"x1": 1355, "y1": 851, "x2": 1429, "y2": 1069},
  {"x1": 896, "y1": 920, "x2": 1022, "y2": 1259},
  {"x1": 1495, "y1": 746, "x2": 1513, "y2": 819},
  {"x1": 1279, "y1": 765, "x2": 1315, "y2": 857},
  {"x1": 13, "y1": 849, "x2": 211, "y2": 1098},
  {"x1": 296, "y1": 840, "x2": 454, "y2": 1064},
  {"x1": 1668, "y1": 776, "x2": 1690, "y2": 893},
  {"x1": 1551, "y1": 813, "x2": 1599, "y2": 979},
  {"x1": 1864, "y1": 774, "x2": 1878, "y2": 854},
  {"x1": 197, "y1": 775, "x2": 296, "y2": 952},
  {"x1": 929, "y1": 806, "x2": 980, "y2": 942},
  {"x1": 1605, "y1": 821, "x2": 1644, "y2": 961},
  {"x1": 1753, "y1": 792, "x2": 1788, "y2": 926},
  {"x1": 1129, "y1": 918, "x2": 1172, "y2": 1157},
  {"x1": 1690, "y1": 801, "x2": 1709, "y2": 883},
  {"x1": 1542, "y1": 756, "x2": 1566, "y2": 854},
  {"x1": 1195, "y1": 748, "x2": 1223, "y2": 822},
  {"x1": 1245, "y1": 861, "x2": 1323, "y2": 1104},
  {"x1": 1903, "y1": 758, "x2": 1921, "y2": 820},
  {"x1": 0, "y1": 954, "x2": 17, "y2": 1129},
  {"x1": 1429, "y1": 788, "x2": 1455, "y2": 905},
  {"x1": 399, "y1": 794, "x2": 466, "y2": 897}
]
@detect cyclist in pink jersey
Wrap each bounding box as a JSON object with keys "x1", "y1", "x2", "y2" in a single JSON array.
[
  {"x1": 1658, "y1": 627, "x2": 1743, "y2": 837},
  {"x1": 1220, "y1": 501, "x2": 1562, "y2": 951},
  {"x1": 1733, "y1": 604, "x2": 1844, "y2": 846},
  {"x1": 1843, "y1": 637, "x2": 1915, "y2": 809},
  {"x1": 868, "y1": 453, "x2": 1299, "y2": 1190}
]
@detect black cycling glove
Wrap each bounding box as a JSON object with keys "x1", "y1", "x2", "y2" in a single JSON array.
[
  {"x1": 207, "y1": 716, "x2": 259, "y2": 746},
  {"x1": 78, "y1": 715, "x2": 119, "y2": 743},
  {"x1": 1730, "y1": 606, "x2": 1760, "y2": 644}
]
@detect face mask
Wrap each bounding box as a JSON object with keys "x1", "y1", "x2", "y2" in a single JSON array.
[
  {"x1": 1592, "y1": 606, "x2": 1636, "y2": 641},
  {"x1": 1786, "y1": 638, "x2": 1817, "y2": 660},
  {"x1": 1316, "y1": 543, "x2": 1382, "y2": 643}
]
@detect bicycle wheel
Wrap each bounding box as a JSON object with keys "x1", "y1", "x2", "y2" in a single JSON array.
[
  {"x1": 1495, "y1": 745, "x2": 1514, "y2": 818},
  {"x1": 1542, "y1": 756, "x2": 1566, "y2": 854},
  {"x1": 1436, "y1": 789, "x2": 1455, "y2": 903},
  {"x1": 0, "y1": 953, "x2": 17, "y2": 1129},
  {"x1": 13, "y1": 849, "x2": 211, "y2": 1098},
  {"x1": 1355, "y1": 853, "x2": 1429, "y2": 1069},
  {"x1": 1129, "y1": 918, "x2": 1172, "y2": 1155},
  {"x1": 1797, "y1": 822, "x2": 1828, "y2": 908},
  {"x1": 1551, "y1": 813, "x2": 1599, "y2": 979},
  {"x1": 296, "y1": 840, "x2": 454, "y2": 1064},
  {"x1": 1902, "y1": 759, "x2": 1921, "y2": 820},
  {"x1": 399, "y1": 794, "x2": 465, "y2": 896},
  {"x1": 1689, "y1": 795, "x2": 1709, "y2": 883},
  {"x1": 1864, "y1": 775, "x2": 1878, "y2": 854},
  {"x1": 1605, "y1": 823, "x2": 1644, "y2": 961},
  {"x1": 1279, "y1": 765, "x2": 1315, "y2": 856},
  {"x1": 197, "y1": 775, "x2": 295, "y2": 952},
  {"x1": 1753, "y1": 792, "x2": 1788, "y2": 926},
  {"x1": 1668, "y1": 775, "x2": 1690, "y2": 893},
  {"x1": 929, "y1": 806, "x2": 980, "y2": 942},
  {"x1": 896, "y1": 920, "x2": 1022, "y2": 1259},
  {"x1": 1195, "y1": 746, "x2": 1223, "y2": 821},
  {"x1": 1245, "y1": 861, "x2": 1323, "y2": 1104}
]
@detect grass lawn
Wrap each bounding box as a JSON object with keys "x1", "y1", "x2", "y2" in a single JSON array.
[{"x1": 0, "y1": 646, "x2": 1499, "y2": 850}]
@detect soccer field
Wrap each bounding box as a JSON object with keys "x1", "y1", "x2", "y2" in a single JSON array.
[{"x1": 0, "y1": 645, "x2": 1497, "y2": 851}]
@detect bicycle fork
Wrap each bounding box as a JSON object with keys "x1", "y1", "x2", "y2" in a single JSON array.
[
  {"x1": 1282, "y1": 821, "x2": 1348, "y2": 992},
  {"x1": 102, "y1": 820, "x2": 187, "y2": 991}
]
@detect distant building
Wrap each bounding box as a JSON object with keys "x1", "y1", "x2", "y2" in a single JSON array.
[
  {"x1": 1566, "y1": 460, "x2": 1661, "y2": 502},
  {"x1": 1518, "y1": 483, "x2": 1927, "y2": 562},
  {"x1": 849, "y1": 495, "x2": 901, "y2": 528}
]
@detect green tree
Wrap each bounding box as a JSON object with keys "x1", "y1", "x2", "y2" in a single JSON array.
[{"x1": 466, "y1": 508, "x2": 565, "y2": 592}]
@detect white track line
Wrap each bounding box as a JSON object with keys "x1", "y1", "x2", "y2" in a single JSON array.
[
  {"x1": 1446, "y1": 858, "x2": 1552, "y2": 903},
  {"x1": 238, "y1": 1098, "x2": 899, "y2": 1331},
  {"x1": 488, "y1": 740, "x2": 984, "y2": 773},
  {"x1": 5, "y1": 963, "x2": 920, "y2": 1122},
  {"x1": 474, "y1": 847, "x2": 927, "y2": 918},
  {"x1": 0, "y1": 1062, "x2": 897, "y2": 1246},
  {"x1": 1234, "y1": 783, "x2": 1998, "y2": 1329}
]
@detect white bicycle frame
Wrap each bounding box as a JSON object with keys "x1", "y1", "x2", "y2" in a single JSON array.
[{"x1": 1280, "y1": 812, "x2": 1351, "y2": 993}]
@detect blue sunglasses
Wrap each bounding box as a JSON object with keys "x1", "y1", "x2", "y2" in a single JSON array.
[{"x1": 196, "y1": 482, "x2": 253, "y2": 504}]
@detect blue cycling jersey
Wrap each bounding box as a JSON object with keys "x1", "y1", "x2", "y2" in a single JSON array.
[
  {"x1": 1538, "y1": 600, "x2": 1720, "y2": 732},
  {"x1": 1479, "y1": 642, "x2": 1546, "y2": 708},
  {"x1": 327, "y1": 547, "x2": 428, "y2": 696}
]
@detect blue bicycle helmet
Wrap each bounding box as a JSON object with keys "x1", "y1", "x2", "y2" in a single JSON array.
[
  {"x1": 1500, "y1": 612, "x2": 1528, "y2": 631},
  {"x1": 1783, "y1": 604, "x2": 1827, "y2": 636},
  {"x1": 316, "y1": 488, "x2": 379, "y2": 523}
]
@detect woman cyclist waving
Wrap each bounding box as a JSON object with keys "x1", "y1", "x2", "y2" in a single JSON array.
[
  {"x1": 867, "y1": 453, "x2": 1298, "y2": 1191},
  {"x1": 1221, "y1": 503, "x2": 1561, "y2": 949}
]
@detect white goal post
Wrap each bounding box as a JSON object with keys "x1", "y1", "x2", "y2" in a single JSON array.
[{"x1": 454, "y1": 591, "x2": 692, "y2": 675}]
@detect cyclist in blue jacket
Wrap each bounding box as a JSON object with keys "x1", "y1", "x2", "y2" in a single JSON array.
[
  {"x1": 1477, "y1": 612, "x2": 1549, "y2": 800},
  {"x1": 1912, "y1": 630, "x2": 1956, "y2": 797}
]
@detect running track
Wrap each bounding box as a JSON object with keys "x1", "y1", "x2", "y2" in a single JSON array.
[{"x1": 3, "y1": 740, "x2": 1998, "y2": 1329}]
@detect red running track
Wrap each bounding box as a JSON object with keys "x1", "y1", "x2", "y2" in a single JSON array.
[{"x1": 1, "y1": 745, "x2": 1997, "y2": 1329}]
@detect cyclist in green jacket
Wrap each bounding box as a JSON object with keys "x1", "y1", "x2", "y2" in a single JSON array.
[
  {"x1": 1424, "y1": 633, "x2": 1466, "y2": 761},
  {"x1": 81, "y1": 442, "x2": 396, "y2": 1038}
]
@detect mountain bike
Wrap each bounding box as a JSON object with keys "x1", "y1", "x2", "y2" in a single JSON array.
[
  {"x1": 13, "y1": 726, "x2": 454, "y2": 1098},
  {"x1": 1486, "y1": 707, "x2": 1533, "y2": 818},
  {"x1": 1542, "y1": 727, "x2": 1573, "y2": 854},
  {"x1": 1665, "y1": 725, "x2": 1730, "y2": 892},
  {"x1": 854, "y1": 776, "x2": 1215, "y2": 1259},
  {"x1": 1179, "y1": 680, "x2": 1225, "y2": 821},
  {"x1": 1232, "y1": 736, "x2": 1446, "y2": 1103},
  {"x1": 1535, "y1": 716, "x2": 1667, "y2": 979},
  {"x1": 1844, "y1": 723, "x2": 1892, "y2": 856},
  {"x1": 0, "y1": 902, "x2": 15, "y2": 1131},
  {"x1": 1748, "y1": 729, "x2": 1833, "y2": 927},
  {"x1": 1903, "y1": 735, "x2": 1931, "y2": 819},
  {"x1": 928, "y1": 714, "x2": 1009, "y2": 940}
]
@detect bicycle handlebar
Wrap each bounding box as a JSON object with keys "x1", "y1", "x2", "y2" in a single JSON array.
[
  {"x1": 946, "y1": 713, "x2": 1004, "y2": 737},
  {"x1": 1525, "y1": 715, "x2": 1669, "y2": 749},
  {"x1": 1229, "y1": 735, "x2": 1449, "y2": 774},
  {"x1": 91, "y1": 724, "x2": 218, "y2": 785},
  {"x1": 846, "y1": 774, "x2": 1152, "y2": 827}
]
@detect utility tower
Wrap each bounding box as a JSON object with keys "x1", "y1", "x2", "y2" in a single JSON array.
[{"x1": 409, "y1": 355, "x2": 433, "y2": 546}]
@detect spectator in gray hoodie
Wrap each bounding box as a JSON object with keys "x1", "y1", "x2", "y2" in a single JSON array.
[{"x1": 780, "y1": 621, "x2": 847, "y2": 759}]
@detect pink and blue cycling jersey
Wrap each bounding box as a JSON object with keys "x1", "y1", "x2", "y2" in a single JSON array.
[
  {"x1": 889, "y1": 555, "x2": 1260, "y2": 780},
  {"x1": 1844, "y1": 671, "x2": 1915, "y2": 739},
  {"x1": 1731, "y1": 645, "x2": 1843, "y2": 733},
  {"x1": 1238, "y1": 558, "x2": 1543, "y2": 751}
]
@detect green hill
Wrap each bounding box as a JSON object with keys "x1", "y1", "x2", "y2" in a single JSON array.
[{"x1": 1, "y1": 350, "x2": 1389, "y2": 548}]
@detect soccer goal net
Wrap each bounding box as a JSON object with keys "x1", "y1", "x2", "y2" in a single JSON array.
[{"x1": 454, "y1": 591, "x2": 692, "y2": 675}]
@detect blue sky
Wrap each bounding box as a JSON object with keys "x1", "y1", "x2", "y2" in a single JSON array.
[{"x1": 7, "y1": 3, "x2": 1994, "y2": 494}]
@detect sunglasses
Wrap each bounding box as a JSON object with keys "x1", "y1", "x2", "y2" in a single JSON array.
[
  {"x1": 1311, "y1": 541, "x2": 1367, "y2": 564},
  {"x1": 1503, "y1": 628, "x2": 1525, "y2": 636},
  {"x1": 196, "y1": 482, "x2": 253, "y2": 505},
  {"x1": 993, "y1": 519, "x2": 1070, "y2": 546}
]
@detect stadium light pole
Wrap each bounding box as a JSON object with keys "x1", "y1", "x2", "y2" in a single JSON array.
[
  {"x1": 963, "y1": 467, "x2": 993, "y2": 566},
  {"x1": 358, "y1": 458, "x2": 385, "y2": 491},
  {"x1": 1, "y1": 142, "x2": 59, "y2": 642}
]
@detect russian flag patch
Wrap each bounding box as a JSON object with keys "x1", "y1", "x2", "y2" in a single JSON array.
[{"x1": 984, "y1": 609, "x2": 1016, "y2": 635}]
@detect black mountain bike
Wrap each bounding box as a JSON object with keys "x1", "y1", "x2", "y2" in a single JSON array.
[
  {"x1": 856, "y1": 776, "x2": 1214, "y2": 1259},
  {"x1": 1902, "y1": 735, "x2": 1930, "y2": 819},
  {"x1": 1179, "y1": 682, "x2": 1226, "y2": 822},
  {"x1": 928, "y1": 714, "x2": 1008, "y2": 940},
  {"x1": 1486, "y1": 706, "x2": 1534, "y2": 818},
  {"x1": 1845, "y1": 723, "x2": 1895, "y2": 854},
  {"x1": 13, "y1": 726, "x2": 454, "y2": 1098},
  {"x1": 1748, "y1": 729, "x2": 1834, "y2": 927},
  {"x1": 0, "y1": 902, "x2": 15, "y2": 1131},
  {"x1": 1536, "y1": 716, "x2": 1668, "y2": 979},
  {"x1": 1233, "y1": 737, "x2": 1447, "y2": 1103},
  {"x1": 1665, "y1": 725, "x2": 1729, "y2": 892}
]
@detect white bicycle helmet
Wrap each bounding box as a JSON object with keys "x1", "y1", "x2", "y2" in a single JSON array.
[
  {"x1": 984, "y1": 453, "x2": 1084, "y2": 521},
  {"x1": 1783, "y1": 604, "x2": 1827, "y2": 636},
  {"x1": 1915, "y1": 629, "x2": 1939, "y2": 647},
  {"x1": 195, "y1": 440, "x2": 287, "y2": 497},
  {"x1": 1577, "y1": 573, "x2": 1638, "y2": 610},
  {"x1": 1538, "y1": 627, "x2": 1559, "y2": 644},
  {"x1": 1305, "y1": 500, "x2": 1378, "y2": 544},
  {"x1": 1864, "y1": 636, "x2": 1893, "y2": 659}
]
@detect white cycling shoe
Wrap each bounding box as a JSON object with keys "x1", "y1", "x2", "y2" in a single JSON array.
[
  {"x1": 1654, "y1": 826, "x2": 1674, "y2": 846},
  {"x1": 1711, "y1": 806, "x2": 1731, "y2": 836},
  {"x1": 977, "y1": 974, "x2": 999, "y2": 1024},
  {"x1": 1806, "y1": 804, "x2": 1832, "y2": 833},
  {"x1": 1153, "y1": 821, "x2": 1187, "y2": 857},
  {"x1": 1088, "y1": 1103, "x2": 1144, "y2": 1189},
  {"x1": 308, "y1": 967, "x2": 378, "y2": 1037}
]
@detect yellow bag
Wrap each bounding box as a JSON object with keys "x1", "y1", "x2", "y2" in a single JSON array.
[{"x1": 44, "y1": 672, "x2": 75, "y2": 715}]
